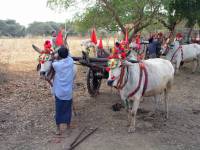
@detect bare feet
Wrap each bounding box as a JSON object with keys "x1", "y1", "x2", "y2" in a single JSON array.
[
  {"x1": 55, "y1": 130, "x2": 61, "y2": 135},
  {"x1": 55, "y1": 125, "x2": 61, "y2": 135},
  {"x1": 67, "y1": 123, "x2": 77, "y2": 129}
]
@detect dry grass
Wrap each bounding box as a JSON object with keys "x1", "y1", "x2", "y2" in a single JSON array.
[
  {"x1": 0, "y1": 37, "x2": 83, "y2": 71},
  {"x1": 0, "y1": 36, "x2": 114, "y2": 72},
  {"x1": 0, "y1": 36, "x2": 114, "y2": 85}
]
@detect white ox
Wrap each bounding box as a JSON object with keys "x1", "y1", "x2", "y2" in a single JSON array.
[
  {"x1": 162, "y1": 41, "x2": 200, "y2": 74},
  {"x1": 80, "y1": 39, "x2": 97, "y2": 57},
  {"x1": 81, "y1": 39, "x2": 110, "y2": 58},
  {"x1": 107, "y1": 57, "x2": 174, "y2": 133}
]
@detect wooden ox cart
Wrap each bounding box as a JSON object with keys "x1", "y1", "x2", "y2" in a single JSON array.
[
  {"x1": 32, "y1": 44, "x2": 109, "y2": 97},
  {"x1": 72, "y1": 51, "x2": 109, "y2": 97}
]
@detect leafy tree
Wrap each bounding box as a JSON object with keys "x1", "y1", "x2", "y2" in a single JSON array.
[
  {"x1": 158, "y1": 0, "x2": 200, "y2": 40},
  {"x1": 26, "y1": 22, "x2": 55, "y2": 36},
  {"x1": 0, "y1": 20, "x2": 25, "y2": 37},
  {"x1": 47, "y1": 0, "x2": 162, "y2": 42},
  {"x1": 26, "y1": 21, "x2": 77, "y2": 36},
  {"x1": 158, "y1": 0, "x2": 183, "y2": 38},
  {"x1": 181, "y1": 0, "x2": 200, "y2": 41}
]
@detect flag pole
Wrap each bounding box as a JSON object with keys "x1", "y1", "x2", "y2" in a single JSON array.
[{"x1": 64, "y1": 19, "x2": 69, "y2": 50}]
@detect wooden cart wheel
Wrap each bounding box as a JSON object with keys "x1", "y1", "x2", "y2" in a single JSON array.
[{"x1": 86, "y1": 68, "x2": 102, "y2": 97}]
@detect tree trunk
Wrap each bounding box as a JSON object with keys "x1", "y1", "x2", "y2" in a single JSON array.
[
  {"x1": 187, "y1": 27, "x2": 193, "y2": 43},
  {"x1": 128, "y1": 24, "x2": 141, "y2": 43},
  {"x1": 163, "y1": 24, "x2": 176, "y2": 46},
  {"x1": 168, "y1": 24, "x2": 176, "y2": 42}
]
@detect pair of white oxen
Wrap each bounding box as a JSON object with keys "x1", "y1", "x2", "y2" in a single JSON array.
[{"x1": 35, "y1": 42, "x2": 200, "y2": 133}]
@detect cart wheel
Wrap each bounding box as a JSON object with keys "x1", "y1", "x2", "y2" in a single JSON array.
[{"x1": 87, "y1": 68, "x2": 101, "y2": 97}]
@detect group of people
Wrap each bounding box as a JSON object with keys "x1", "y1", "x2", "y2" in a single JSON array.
[
  {"x1": 113, "y1": 32, "x2": 184, "y2": 60},
  {"x1": 112, "y1": 33, "x2": 163, "y2": 59}
]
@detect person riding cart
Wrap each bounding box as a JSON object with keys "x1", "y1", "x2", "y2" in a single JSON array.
[{"x1": 51, "y1": 25, "x2": 68, "y2": 52}]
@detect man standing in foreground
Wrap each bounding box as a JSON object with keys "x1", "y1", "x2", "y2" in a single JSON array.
[{"x1": 49, "y1": 46, "x2": 75, "y2": 135}]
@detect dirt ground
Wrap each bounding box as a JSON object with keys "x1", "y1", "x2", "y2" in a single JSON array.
[
  {"x1": 1, "y1": 61, "x2": 200, "y2": 150},
  {"x1": 0, "y1": 37, "x2": 200, "y2": 150}
]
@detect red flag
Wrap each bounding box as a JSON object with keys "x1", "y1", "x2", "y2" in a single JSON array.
[
  {"x1": 90, "y1": 29, "x2": 97, "y2": 44},
  {"x1": 56, "y1": 31, "x2": 63, "y2": 46},
  {"x1": 98, "y1": 37, "x2": 103, "y2": 49},
  {"x1": 136, "y1": 34, "x2": 141, "y2": 50}
]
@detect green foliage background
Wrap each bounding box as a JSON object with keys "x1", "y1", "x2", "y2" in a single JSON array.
[{"x1": 1, "y1": 0, "x2": 200, "y2": 37}]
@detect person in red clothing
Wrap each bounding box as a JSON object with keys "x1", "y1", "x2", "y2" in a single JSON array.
[{"x1": 54, "y1": 25, "x2": 68, "y2": 52}]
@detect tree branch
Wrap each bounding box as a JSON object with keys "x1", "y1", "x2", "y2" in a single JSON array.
[
  {"x1": 157, "y1": 18, "x2": 171, "y2": 29},
  {"x1": 128, "y1": 1, "x2": 161, "y2": 42},
  {"x1": 100, "y1": 0, "x2": 126, "y2": 34}
]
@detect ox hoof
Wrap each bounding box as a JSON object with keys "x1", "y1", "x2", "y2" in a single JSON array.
[{"x1": 128, "y1": 127, "x2": 135, "y2": 133}]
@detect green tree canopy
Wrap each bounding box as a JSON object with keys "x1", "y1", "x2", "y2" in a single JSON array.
[
  {"x1": 26, "y1": 21, "x2": 77, "y2": 36},
  {"x1": 158, "y1": 0, "x2": 200, "y2": 39},
  {"x1": 0, "y1": 20, "x2": 25, "y2": 37},
  {"x1": 48, "y1": 0, "x2": 162, "y2": 41},
  {"x1": 26, "y1": 22, "x2": 57, "y2": 36}
]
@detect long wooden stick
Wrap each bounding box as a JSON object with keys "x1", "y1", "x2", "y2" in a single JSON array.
[
  {"x1": 72, "y1": 57, "x2": 108, "y2": 63},
  {"x1": 70, "y1": 127, "x2": 87, "y2": 147},
  {"x1": 68, "y1": 127, "x2": 98, "y2": 150}
]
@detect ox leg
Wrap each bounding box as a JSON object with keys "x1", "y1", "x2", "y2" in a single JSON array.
[
  {"x1": 175, "y1": 62, "x2": 180, "y2": 74},
  {"x1": 172, "y1": 62, "x2": 178, "y2": 74},
  {"x1": 126, "y1": 100, "x2": 132, "y2": 127},
  {"x1": 128, "y1": 98, "x2": 140, "y2": 133},
  {"x1": 127, "y1": 109, "x2": 131, "y2": 127},
  {"x1": 197, "y1": 57, "x2": 200, "y2": 70},
  {"x1": 154, "y1": 95, "x2": 159, "y2": 114},
  {"x1": 164, "y1": 89, "x2": 169, "y2": 119},
  {"x1": 192, "y1": 59, "x2": 198, "y2": 73}
]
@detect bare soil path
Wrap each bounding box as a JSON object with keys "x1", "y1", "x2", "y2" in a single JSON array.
[{"x1": 1, "y1": 64, "x2": 200, "y2": 150}]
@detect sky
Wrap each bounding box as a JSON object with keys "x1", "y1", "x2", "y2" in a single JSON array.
[{"x1": 0, "y1": 0, "x2": 86, "y2": 27}]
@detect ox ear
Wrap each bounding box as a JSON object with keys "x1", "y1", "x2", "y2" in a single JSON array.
[{"x1": 32, "y1": 44, "x2": 42, "y2": 53}]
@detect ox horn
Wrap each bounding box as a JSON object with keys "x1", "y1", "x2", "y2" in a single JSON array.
[{"x1": 32, "y1": 44, "x2": 42, "y2": 53}]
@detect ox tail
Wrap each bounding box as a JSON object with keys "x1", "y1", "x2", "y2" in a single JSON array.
[{"x1": 164, "y1": 78, "x2": 173, "y2": 119}]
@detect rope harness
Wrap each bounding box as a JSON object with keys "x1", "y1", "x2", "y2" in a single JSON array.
[
  {"x1": 116, "y1": 63, "x2": 148, "y2": 98},
  {"x1": 116, "y1": 66, "x2": 129, "y2": 89},
  {"x1": 170, "y1": 46, "x2": 183, "y2": 62},
  {"x1": 128, "y1": 63, "x2": 148, "y2": 98}
]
